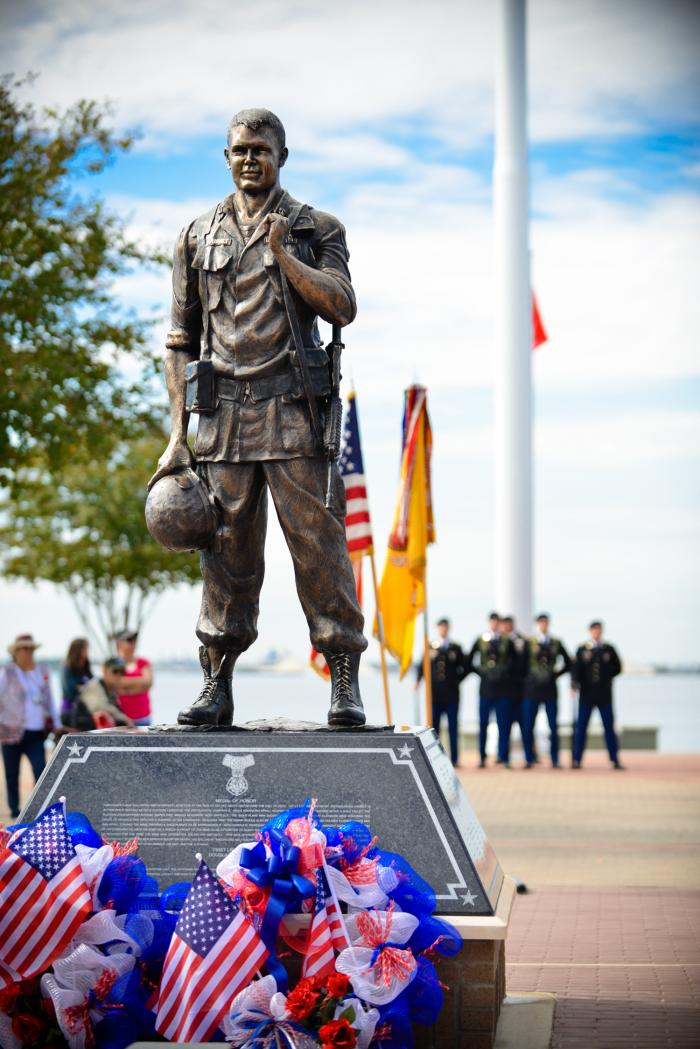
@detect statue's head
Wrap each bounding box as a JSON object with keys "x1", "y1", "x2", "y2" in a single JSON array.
[{"x1": 224, "y1": 108, "x2": 288, "y2": 193}]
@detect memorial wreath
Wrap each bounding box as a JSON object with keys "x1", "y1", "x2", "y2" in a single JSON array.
[{"x1": 0, "y1": 799, "x2": 461, "y2": 1048}]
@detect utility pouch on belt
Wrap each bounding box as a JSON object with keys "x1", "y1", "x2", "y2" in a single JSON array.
[{"x1": 185, "y1": 359, "x2": 216, "y2": 414}]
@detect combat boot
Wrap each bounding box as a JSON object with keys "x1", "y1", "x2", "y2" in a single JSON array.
[
  {"x1": 325, "y1": 651, "x2": 366, "y2": 727},
  {"x1": 177, "y1": 646, "x2": 236, "y2": 727}
]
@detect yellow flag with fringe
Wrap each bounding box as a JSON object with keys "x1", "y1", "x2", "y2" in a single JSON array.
[{"x1": 374, "y1": 386, "x2": 435, "y2": 677}]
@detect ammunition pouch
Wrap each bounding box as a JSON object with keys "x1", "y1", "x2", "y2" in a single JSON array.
[
  {"x1": 289, "y1": 347, "x2": 331, "y2": 400},
  {"x1": 185, "y1": 359, "x2": 216, "y2": 414}
]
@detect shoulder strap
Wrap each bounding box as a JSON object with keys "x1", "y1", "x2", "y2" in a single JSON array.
[
  {"x1": 280, "y1": 269, "x2": 323, "y2": 449},
  {"x1": 199, "y1": 205, "x2": 222, "y2": 361}
]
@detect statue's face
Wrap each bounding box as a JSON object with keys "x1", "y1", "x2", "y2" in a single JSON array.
[{"x1": 225, "y1": 124, "x2": 287, "y2": 193}]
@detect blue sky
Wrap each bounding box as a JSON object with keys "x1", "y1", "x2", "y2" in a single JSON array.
[{"x1": 1, "y1": 0, "x2": 699, "y2": 666}]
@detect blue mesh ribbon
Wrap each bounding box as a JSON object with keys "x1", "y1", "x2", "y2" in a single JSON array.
[{"x1": 239, "y1": 837, "x2": 315, "y2": 992}]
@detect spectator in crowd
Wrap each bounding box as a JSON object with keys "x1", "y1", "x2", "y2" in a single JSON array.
[
  {"x1": 77, "y1": 657, "x2": 133, "y2": 729},
  {"x1": 0, "y1": 633, "x2": 56, "y2": 819},
  {"x1": 469, "y1": 612, "x2": 519, "y2": 768},
  {"x1": 114, "y1": 629, "x2": 153, "y2": 726},
  {"x1": 522, "y1": 613, "x2": 571, "y2": 769},
  {"x1": 60, "y1": 637, "x2": 92, "y2": 727},
  {"x1": 571, "y1": 620, "x2": 623, "y2": 769},
  {"x1": 498, "y1": 615, "x2": 528, "y2": 766},
  {"x1": 415, "y1": 617, "x2": 469, "y2": 766}
]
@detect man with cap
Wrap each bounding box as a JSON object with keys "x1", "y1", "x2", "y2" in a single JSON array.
[
  {"x1": 571, "y1": 621, "x2": 623, "y2": 769},
  {"x1": 0, "y1": 634, "x2": 56, "y2": 819},
  {"x1": 114, "y1": 629, "x2": 153, "y2": 726},
  {"x1": 469, "y1": 612, "x2": 519, "y2": 768},
  {"x1": 522, "y1": 613, "x2": 571, "y2": 768},
  {"x1": 415, "y1": 618, "x2": 469, "y2": 766},
  {"x1": 77, "y1": 657, "x2": 134, "y2": 729}
]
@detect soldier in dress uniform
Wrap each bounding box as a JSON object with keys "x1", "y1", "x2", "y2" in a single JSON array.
[
  {"x1": 415, "y1": 617, "x2": 469, "y2": 766},
  {"x1": 522, "y1": 613, "x2": 571, "y2": 769},
  {"x1": 497, "y1": 615, "x2": 528, "y2": 766},
  {"x1": 469, "y1": 612, "x2": 520, "y2": 768},
  {"x1": 571, "y1": 620, "x2": 623, "y2": 769}
]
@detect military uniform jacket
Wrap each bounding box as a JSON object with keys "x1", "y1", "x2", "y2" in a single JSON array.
[
  {"x1": 469, "y1": 634, "x2": 524, "y2": 700},
  {"x1": 572, "y1": 642, "x2": 622, "y2": 705},
  {"x1": 165, "y1": 189, "x2": 356, "y2": 463},
  {"x1": 524, "y1": 636, "x2": 572, "y2": 702},
  {"x1": 416, "y1": 642, "x2": 469, "y2": 704}
]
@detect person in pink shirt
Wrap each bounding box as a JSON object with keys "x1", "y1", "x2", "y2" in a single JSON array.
[{"x1": 114, "y1": 629, "x2": 153, "y2": 726}]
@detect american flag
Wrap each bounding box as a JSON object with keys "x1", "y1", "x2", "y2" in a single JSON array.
[
  {"x1": 155, "y1": 858, "x2": 268, "y2": 1043},
  {"x1": 311, "y1": 391, "x2": 373, "y2": 677},
  {"x1": 339, "y1": 391, "x2": 374, "y2": 557},
  {"x1": 301, "y1": 867, "x2": 350, "y2": 981},
  {"x1": 0, "y1": 801, "x2": 91, "y2": 987}
]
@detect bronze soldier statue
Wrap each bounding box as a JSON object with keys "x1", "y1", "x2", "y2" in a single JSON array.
[{"x1": 147, "y1": 108, "x2": 366, "y2": 729}]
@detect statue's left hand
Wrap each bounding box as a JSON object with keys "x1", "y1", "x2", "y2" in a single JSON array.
[{"x1": 266, "y1": 212, "x2": 290, "y2": 255}]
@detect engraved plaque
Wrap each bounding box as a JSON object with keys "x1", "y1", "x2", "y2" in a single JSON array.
[{"x1": 21, "y1": 726, "x2": 503, "y2": 917}]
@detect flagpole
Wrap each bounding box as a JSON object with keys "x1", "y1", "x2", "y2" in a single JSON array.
[
  {"x1": 494, "y1": 0, "x2": 533, "y2": 630},
  {"x1": 422, "y1": 606, "x2": 433, "y2": 728},
  {"x1": 369, "y1": 550, "x2": 392, "y2": 725}
]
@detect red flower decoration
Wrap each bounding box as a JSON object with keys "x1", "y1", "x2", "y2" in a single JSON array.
[
  {"x1": 319, "y1": 1017, "x2": 357, "y2": 1048},
  {"x1": 0, "y1": 982, "x2": 22, "y2": 1012},
  {"x1": 11, "y1": 1012, "x2": 47, "y2": 1045},
  {"x1": 326, "y1": 972, "x2": 351, "y2": 999},
  {"x1": 286, "y1": 978, "x2": 319, "y2": 1022}
]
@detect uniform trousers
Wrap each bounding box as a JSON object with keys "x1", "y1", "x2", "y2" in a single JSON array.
[
  {"x1": 479, "y1": 697, "x2": 512, "y2": 763},
  {"x1": 197, "y1": 457, "x2": 366, "y2": 656},
  {"x1": 2, "y1": 730, "x2": 46, "y2": 818},
  {"x1": 432, "y1": 698, "x2": 460, "y2": 766},
  {"x1": 523, "y1": 698, "x2": 559, "y2": 765},
  {"x1": 573, "y1": 701, "x2": 619, "y2": 763}
]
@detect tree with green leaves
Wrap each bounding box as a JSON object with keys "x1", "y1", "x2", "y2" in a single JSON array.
[
  {"x1": 0, "y1": 429, "x2": 200, "y2": 655},
  {"x1": 0, "y1": 75, "x2": 166, "y2": 486}
]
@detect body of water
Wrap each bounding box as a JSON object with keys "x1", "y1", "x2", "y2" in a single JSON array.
[{"x1": 129, "y1": 669, "x2": 700, "y2": 753}]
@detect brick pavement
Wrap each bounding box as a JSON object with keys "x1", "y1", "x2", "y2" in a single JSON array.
[{"x1": 458, "y1": 752, "x2": 700, "y2": 1048}]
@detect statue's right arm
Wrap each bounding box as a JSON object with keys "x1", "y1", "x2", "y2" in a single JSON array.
[{"x1": 148, "y1": 224, "x2": 201, "y2": 490}]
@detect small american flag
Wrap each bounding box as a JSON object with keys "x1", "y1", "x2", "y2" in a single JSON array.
[
  {"x1": 311, "y1": 391, "x2": 373, "y2": 677},
  {"x1": 302, "y1": 867, "x2": 349, "y2": 981},
  {"x1": 155, "y1": 858, "x2": 268, "y2": 1043},
  {"x1": 0, "y1": 801, "x2": 91, "y2": 986}
]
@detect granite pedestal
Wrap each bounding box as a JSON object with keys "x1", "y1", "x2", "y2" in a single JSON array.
[{"x1": 21, "y1": 721, "x2": 513, "y2": 1047}]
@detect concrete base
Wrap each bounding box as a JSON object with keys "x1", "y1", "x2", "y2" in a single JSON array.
[
  {"x1": 414, "y1": 876, "x2": 516, "y2": 1049},
  {"x1": 495, "y1": 993, "x2": 556, "y2": 1049},
  {"x1": 443, "y1": 723, "x2": 658, "y2": 755}
]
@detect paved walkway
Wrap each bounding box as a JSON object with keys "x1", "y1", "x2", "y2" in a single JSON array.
[{"x1": 459, "y1": 752, "x2": 700, "y2": 1048}]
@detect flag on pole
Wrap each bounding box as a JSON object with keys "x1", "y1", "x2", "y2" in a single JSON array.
[
  {"x1": 301, "y1": 866, "x2": 349, "y2": 981},
  {"x1": 310, "y1": 391, "x2": 374, "y2": 678},
  {"x1": 532, "y1": 290, "x2": 548, "y2": 349},
  {"x1": 155, "y1": 858, "x2": 268, "y2": 1043},
  {"x1": 374, "y1": 386, "x2": 435, "y2": 677},
  {"x1": 0, "y1": 801, "x2": 91, "y2": 987}
]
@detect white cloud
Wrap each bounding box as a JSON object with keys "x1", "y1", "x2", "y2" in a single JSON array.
[{"x1": 2, "y1": 0, "x2": 698, "y2": 155}]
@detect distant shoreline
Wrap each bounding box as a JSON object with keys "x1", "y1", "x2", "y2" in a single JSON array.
[{"x1": 26, "y1": 658, "x2": 700, "y2": 676}]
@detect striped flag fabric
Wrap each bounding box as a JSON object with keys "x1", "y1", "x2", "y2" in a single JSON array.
[
  {"x1": 302, "y1": 867, "x2": 349, "y2": 981},
  {"x1": 311, "y1": 391, "x2": 373, "y2": 677},
  {"x1": 340, "y1": 392, "x2": 374, "y2": 558},
  {"x1": 155, "y1": 858, "x2": 268, "y2": 1043},
  {"x1": 0, "y1": 801, "x2": 91, "y2": 987}
]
